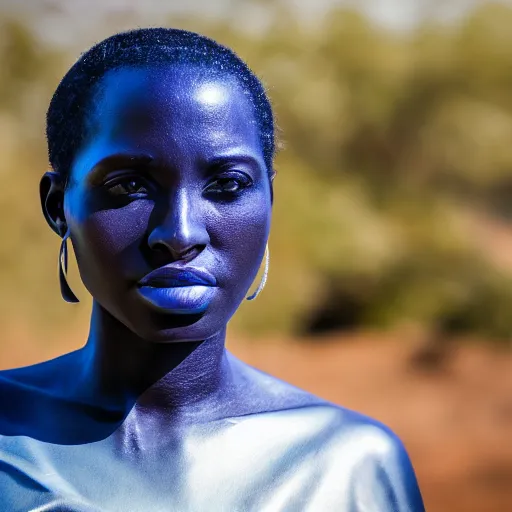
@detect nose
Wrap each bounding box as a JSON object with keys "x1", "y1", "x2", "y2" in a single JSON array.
[{"x1": 147, "y1": 187, "x2": 210, "y2": 262}]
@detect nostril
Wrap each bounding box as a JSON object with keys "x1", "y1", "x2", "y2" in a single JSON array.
[
  {"x1": 161, "y1": 244, "x2": 206, "y2": 263},
  {"x1": 180, "y1": 244, "x2": 206, "y2": 262},
  {"x1": 152, "y1": 242, "x2": 170, "y2": 255},
  {"x1": 147, "y1": 229, "x2": 208, "y2": 262}
]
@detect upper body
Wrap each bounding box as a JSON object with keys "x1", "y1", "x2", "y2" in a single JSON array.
[
  {"x1": 0, "y1": 28, "x2": 425, "y2": 511},
  {"x1": 0, "y1": 351, "x2": 424, "y2": 512}
]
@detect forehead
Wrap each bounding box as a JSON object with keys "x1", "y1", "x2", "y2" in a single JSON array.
[{"x1": 84, "y1": 64, "x2": 260, "y2": 153}]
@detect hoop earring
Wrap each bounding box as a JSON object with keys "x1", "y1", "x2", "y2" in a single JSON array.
[
  {"x1": 246, "y1": 242, "x2": 269, "y2": 301},
  {"x1": 59, "y1": 227, "x2": 79, "y2": 303}
]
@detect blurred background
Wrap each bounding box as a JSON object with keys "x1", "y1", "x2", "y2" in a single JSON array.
[{"x1": 0, "y1": 0, "x2": 511, "y2": 509}]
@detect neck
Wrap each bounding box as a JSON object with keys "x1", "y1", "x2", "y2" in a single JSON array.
[{"x1": 75, "y1": 301, "x2": 234, "y2": 415}]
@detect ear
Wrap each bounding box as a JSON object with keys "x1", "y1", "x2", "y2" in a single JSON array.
[{"x1": 40, "y1": 171, "x2": 67, "y2": 237}]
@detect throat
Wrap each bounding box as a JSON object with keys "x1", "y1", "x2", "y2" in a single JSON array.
[{"x1": 75, "y1": 304, "x2": 235, "y2": 418}]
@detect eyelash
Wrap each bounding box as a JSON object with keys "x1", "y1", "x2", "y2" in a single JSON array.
[
  {"x1": 103, "y1": 172, "x2": 253, "y2": 198},
  {"x1": 204, "y1": 173, "x2": 253, "y2": 195},
  {"x1": 105, "y1": 177, "x2": 150, "y2": 197}
]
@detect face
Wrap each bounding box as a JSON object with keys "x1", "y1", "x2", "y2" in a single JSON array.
[{"x1": 47, "y1": 65, "x2": 273, "y2": 342}]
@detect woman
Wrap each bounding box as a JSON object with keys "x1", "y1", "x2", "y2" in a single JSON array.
[{"x1": 0, "y1": 28, "x2": 425, "y2": 511}]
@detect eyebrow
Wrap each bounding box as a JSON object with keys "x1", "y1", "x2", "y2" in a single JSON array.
[
  {"x1": 87, "y1": 153, "x2": 154, "y2": 185},
  {"x1": 86, "y1": 151, "x2": 264, "y2": 185},
  {"x1": 204, "y1": 154, "x2": 263, "y2": 173}
]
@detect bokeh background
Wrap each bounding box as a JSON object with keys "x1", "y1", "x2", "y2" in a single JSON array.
[{"x1": 0, "y1": 0, "x2": 511, "y2": 510}]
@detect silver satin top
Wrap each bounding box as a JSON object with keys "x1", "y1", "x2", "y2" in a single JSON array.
[{"x1": 0, "y1": 402, "x2": 425, "y2": 511}]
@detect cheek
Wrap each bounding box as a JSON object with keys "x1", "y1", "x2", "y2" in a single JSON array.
[
  {"x1": 210, "y1": 191, "x2": 271, "y2": 275},
  {"x1": 66, "y1": 184, "x2": 271, "y2": 297},
  {"x1": 69, "y1": 201, "x2": 152, "y2": 279}
]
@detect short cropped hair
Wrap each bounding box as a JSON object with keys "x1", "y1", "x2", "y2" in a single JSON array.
[{"x1": 46, "y1": 28, "x2": 276, "y2": 186}]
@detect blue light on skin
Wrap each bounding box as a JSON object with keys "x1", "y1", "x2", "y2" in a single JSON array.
[
  {"x1": 28, "y1": 63, "x2": 292, "y2": 432},
  {"x1": 65, "y1": 65, "x2": 273, "y2": 340},
  {"x1": 0, "y1": 62, "x2": 424, "y2": 512},
  {"x1": 30, "y1": 64, "x2": 280, "y2": 434}
]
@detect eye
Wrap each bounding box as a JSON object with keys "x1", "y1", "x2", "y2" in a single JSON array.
[
  {"x1": 104, "y1": 176, "x2": 150, "y2": 197},
  {"x1": 204, "y1": 172, "x2": 252, "y2": 196}
]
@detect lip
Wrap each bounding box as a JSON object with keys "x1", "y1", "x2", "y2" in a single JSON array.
[{"x1": 138, "y1": 265, "x2": 217, "y2": 288}]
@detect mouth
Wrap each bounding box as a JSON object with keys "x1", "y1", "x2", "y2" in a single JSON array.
[
  {"x1": 138, "y1": 265, "x2": 217, "y2": 288},
  {"x1": 137, "y1": 265, "x2": 217, "y2": 314}
]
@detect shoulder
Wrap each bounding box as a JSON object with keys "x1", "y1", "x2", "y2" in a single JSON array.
[
  {"x1": 0, "y1": 350, "x2": 80, "y2": 390},
  {"x1": 253, "y1": 401, "x2": 426, "y2": 512},
  {"x1": 323, "y1": 403, "x2": 410, "y2": 458},
  {"x1": 231, "y1": 401, "x2": 425, "y2": 511},
  {"x1": 0, "y1": 359, "x2": 58, "y2": 410},
  {"x1": 0, "y1": 351, "x2": 82, "y2": 404},
  {"x1": 0, "y1": 353, "x2": 79, "y2": 438},
  {"x1": 267, "y1": 399, "x2": 406, "y2": 454},
  {"x1": 0, "y1": 365, "x2": 44, "y2": 438},
  {"x1": 313, "y1": 403, "x2": 426, "y2": 512},
  {"x1": 233, "y1": 356, "x2": 411, "y2": 459}
]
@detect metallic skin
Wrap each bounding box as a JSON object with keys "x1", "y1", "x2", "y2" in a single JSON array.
[
  {"x1": 0, "y1": 62, "x2": 425, "y2": 511},
  {"x1": 0, "y1": 397, "x2": 424, "y2": 511}
]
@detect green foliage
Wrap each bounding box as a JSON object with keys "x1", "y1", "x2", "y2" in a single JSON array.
[{"x1": 1, "y1": 3, "x2": 512, "y2": 342}]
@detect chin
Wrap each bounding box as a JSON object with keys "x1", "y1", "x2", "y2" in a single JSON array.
[
  {"x1": 127, "y1": 308, "x2": 229, "y2": 343},
  {"x1": 100, "y1": 288, "x2": 239, "y2": 343}
]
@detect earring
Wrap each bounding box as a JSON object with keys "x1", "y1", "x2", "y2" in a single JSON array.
[
  {"x1": 246, "y1": 242, "x2": 269, "y2": 301},
  {"x1": 59, "y1": 227, "x2": 79, "y2": 303}
]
